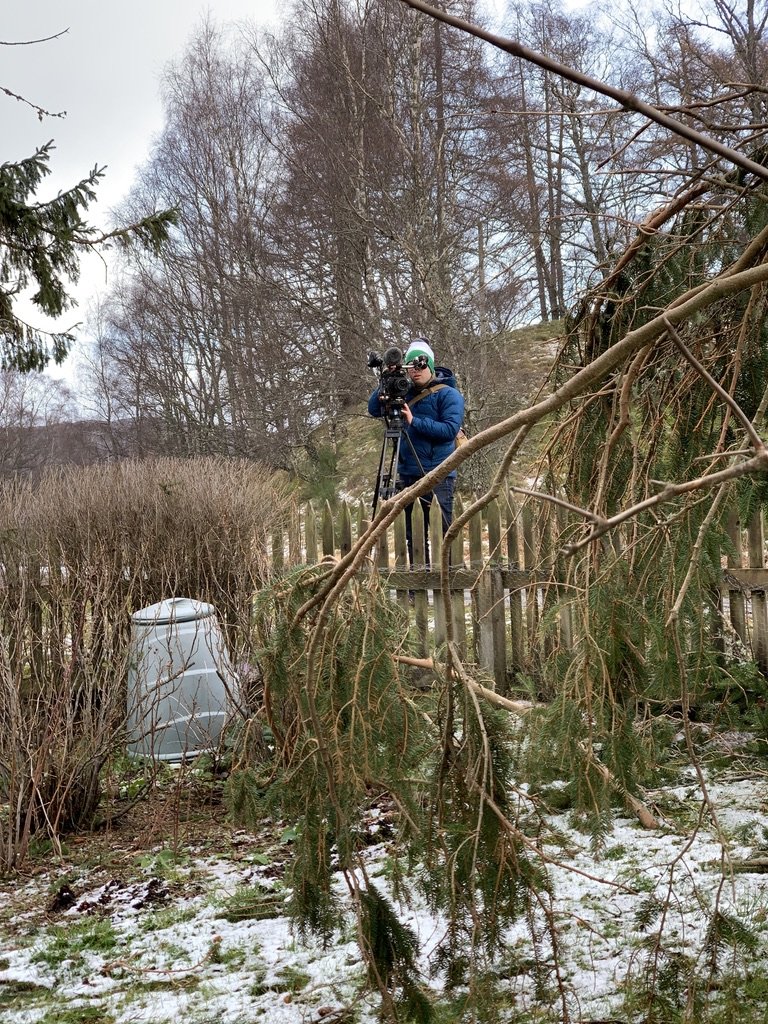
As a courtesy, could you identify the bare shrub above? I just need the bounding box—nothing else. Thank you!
[0,457,292,871]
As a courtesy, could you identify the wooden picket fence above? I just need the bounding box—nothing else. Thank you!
[270,493,571,695]
[270,495,768,691]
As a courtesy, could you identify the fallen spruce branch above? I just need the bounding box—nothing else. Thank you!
[393,653,540,715]
[731,858,768,873]
[402,651,661,830]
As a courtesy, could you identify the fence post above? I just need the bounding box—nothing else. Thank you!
[748,509,768,673]
[707,529,725,661]
[476,568,494,679]
[305,503,318,565]
[469,504,484,669]
[486,499,507,691]
[505,493,525,682]
[340,501,352,559]
[451,495,467,657]
[556,503,573,652]
[322,501,335,559]
[522,504,539,669]
[412,500,428,656]
[726,509,747,644]
[394,511,409,616]
[377,512,390,571]
[356,501,367,542]
[540,509,557,672]
[431,498,446,649]
[288,504,301,567]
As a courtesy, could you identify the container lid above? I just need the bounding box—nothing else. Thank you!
[131,597,215,625]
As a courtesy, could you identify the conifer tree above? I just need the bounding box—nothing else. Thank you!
[0,141,176,372]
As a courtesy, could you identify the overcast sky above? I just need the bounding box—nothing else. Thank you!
[3,1,279,384]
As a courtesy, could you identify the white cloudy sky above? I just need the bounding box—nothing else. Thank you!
[3,1,279,383]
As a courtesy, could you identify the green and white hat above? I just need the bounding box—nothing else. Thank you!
[404,339,435,372]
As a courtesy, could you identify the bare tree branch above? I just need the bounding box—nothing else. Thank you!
[0,85,65,121]
[565,450,768,555]
[0,30,68,46]
[397,0,768,183]
[0,29,70,121]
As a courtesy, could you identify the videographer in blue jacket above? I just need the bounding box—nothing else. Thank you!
[368,338,465,565]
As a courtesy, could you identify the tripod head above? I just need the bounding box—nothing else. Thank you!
[384,400,406,424]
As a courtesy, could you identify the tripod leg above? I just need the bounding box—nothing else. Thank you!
[371,439,388,518]
[372,425,403,517]
[384,436,400,494]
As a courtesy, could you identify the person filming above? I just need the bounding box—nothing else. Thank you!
[368,338,465,565]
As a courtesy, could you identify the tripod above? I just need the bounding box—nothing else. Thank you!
[371,404,408,519]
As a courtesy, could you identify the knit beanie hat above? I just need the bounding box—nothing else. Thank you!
[404,338,435,373]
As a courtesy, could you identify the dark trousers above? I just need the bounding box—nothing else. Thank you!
[399,476,455,567]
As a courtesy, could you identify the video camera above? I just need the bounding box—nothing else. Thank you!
[368,347,410,412]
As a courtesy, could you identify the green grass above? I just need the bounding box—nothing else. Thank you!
[134,846,190,879]
[129,975,201,993]
[38,1007,116,1024]
[603,843,628,861]
[0,977,51,1011]
[247,967,271,997]
[140,904,199,932]
[215,881,286,922]
[207,940,247,967]
[32,917,120,973]
[274,964,311,993]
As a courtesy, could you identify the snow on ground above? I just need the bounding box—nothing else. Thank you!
[3,748,768,1023]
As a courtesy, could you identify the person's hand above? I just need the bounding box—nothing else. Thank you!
[403,402,413,425]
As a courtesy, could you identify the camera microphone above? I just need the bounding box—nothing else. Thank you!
[382,346,403,367]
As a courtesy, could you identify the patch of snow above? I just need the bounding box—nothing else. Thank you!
[3,766,768,1022]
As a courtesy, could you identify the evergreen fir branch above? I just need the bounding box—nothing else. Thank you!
[228,563,567,1013]
[359,884,432,1023]
[0,141,176,370]
[703,908,759,974]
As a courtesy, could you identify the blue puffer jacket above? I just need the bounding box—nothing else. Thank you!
[368,366,465,479]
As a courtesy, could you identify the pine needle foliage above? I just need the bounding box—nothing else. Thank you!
[623,938,699,1024]
[703,910,759,974]
[423,691,546,957]
[0,142,176,371]
[359,884,433,1024]
[232,564,430,930]
[227,566,554,1019]
[528,173,768,809]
